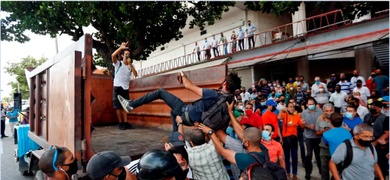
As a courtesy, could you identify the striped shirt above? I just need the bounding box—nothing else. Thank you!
[185,141,230,180]
[338,81,353,94]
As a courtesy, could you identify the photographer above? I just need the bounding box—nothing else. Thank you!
[112,41,138,130]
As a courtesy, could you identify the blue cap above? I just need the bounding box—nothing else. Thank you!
[266,99,277,106]
[382,96,389,102]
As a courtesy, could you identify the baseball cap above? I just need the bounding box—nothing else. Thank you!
[370,100,383,108]
[86,151,131,179]
[163,132,185,147]
[382,96,389,102]
[266,99,277,106]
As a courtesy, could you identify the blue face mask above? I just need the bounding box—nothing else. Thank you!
[315,81,320,85]
[262,131,271,141]
[344,112,353,119]
[308,105,315,110]
[261,102,266,106]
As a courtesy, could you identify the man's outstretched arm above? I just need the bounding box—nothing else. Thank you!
[199,124,237,164]
[180,71,202,97]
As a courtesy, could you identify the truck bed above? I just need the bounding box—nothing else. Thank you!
[91,125,170,159]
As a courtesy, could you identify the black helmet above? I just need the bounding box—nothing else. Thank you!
[137,149,182,180]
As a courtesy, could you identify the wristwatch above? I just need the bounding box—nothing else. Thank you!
[208,130,214,136]
[177,121,183,127]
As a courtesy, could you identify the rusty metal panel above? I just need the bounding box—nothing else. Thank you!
[90,74,115,125]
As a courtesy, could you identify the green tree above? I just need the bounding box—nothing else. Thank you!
[1,2,235,69]
[4,56,47,99]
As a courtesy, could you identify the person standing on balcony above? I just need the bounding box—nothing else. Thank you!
[220,33,228,55]
[246,20,257,49]
[231,30,237,53]
[193,41,201,61]
[237,26,245,51]
[211,35,219,58]
[203,37,211,60]
[111,41,138,130]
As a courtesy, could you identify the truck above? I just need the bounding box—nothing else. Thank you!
[18,34,228,179]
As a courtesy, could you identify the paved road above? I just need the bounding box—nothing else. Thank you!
[1,128,34,180]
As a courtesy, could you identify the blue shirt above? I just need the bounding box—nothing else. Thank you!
[6,110,19,123]
[323,127,353,155]
[338,81,353,94]
[343,116,363,131]
[373,75,389,95]
[237,29,245,39]
[188,89,219,122]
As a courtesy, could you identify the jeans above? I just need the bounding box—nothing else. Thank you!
[298,127,306,164]
[248,35,255,49]
[238,39,244,51]
[283,135,298,175]
[130,88,186,131]
[320,147,331,180]
[305,138,321,175]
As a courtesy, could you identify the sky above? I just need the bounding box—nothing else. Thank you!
[0,12,97,102]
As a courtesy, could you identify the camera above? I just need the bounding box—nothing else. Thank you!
[125,55,133,63]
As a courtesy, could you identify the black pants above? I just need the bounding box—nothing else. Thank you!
[248,36,255,49]
[1,119,5,137]
[320,147,331,180]
[305,138,322,175]
[129,88,187,131]
[298,127,306,164]
[212,47,219,57]
[238,39,244,51]
[334,107,341,114]
[376,145,389,177]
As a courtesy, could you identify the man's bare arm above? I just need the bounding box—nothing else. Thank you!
[112,42,129,64]
[180,71,202,97]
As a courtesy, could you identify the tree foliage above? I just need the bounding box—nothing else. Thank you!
[4,56,47,99]
[1,2,235,68]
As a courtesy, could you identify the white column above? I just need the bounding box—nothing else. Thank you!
[292,2,307,37]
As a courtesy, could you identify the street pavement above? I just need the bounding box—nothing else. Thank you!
[1,121,34,180]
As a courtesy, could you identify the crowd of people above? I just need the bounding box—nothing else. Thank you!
[193,20,257,61]
[35,42,389,180]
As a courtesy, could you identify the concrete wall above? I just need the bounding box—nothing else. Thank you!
[234,67,253,89]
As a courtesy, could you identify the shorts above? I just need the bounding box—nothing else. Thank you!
[113,86,129,109]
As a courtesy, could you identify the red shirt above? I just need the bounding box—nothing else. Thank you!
[262,110,279,138]
[240,113,263,129]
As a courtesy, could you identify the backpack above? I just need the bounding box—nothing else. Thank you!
[336,139,375,175]
[201,91,232,131]
[248,152,287,180]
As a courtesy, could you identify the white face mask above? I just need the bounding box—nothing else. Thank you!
[238,105,244,110]
[319,88,324,92]
[290,87,293,90]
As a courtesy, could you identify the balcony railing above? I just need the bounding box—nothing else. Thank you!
[138,9,386,77]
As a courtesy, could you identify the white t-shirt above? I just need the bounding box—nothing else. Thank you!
[240,92,251,103]
[113,61,132,89]
[357,105,369,119]
[211,39,218,48]
[353,87,371,104]
[329,91,348,107]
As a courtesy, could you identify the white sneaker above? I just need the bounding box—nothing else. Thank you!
[118,95,134,113]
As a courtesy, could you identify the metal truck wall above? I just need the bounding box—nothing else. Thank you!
[128,65,227,130]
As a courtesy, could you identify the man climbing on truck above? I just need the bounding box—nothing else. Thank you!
[112,41,138,130]
[118,71,241,131]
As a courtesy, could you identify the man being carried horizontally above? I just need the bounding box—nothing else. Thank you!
[118,71,241,131]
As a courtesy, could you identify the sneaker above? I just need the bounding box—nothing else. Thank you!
[118,95,134,113]
[293,175,299,180]
[124,123,134,129]
[118,123,126,130]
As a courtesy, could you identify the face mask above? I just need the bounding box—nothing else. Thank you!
[315,81,320,85]
[289,80,293,83]
[273,84,276,86]
[63,159,79,175]
[112,167,127,180]
[261,102,266,106]
[331,77,336,81]
[369,108,377,114]
[356,84,362,88]
[344,112,353,119]
[279,99,285,103]
[308,105,315,111]
[340,78,345,81]
[282,83,286,86]
[371,74,376,78]
[242,142,247,150]
[268,83,272,87]
[336,89,341,93]
[262,131,271,141]
[290,87,293,90]
[238,105,244,110]
[319,88,324,92]
[325,113,332,119]
[245,109,253,116]
[358,139,372,147]
[354,74,358,77]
